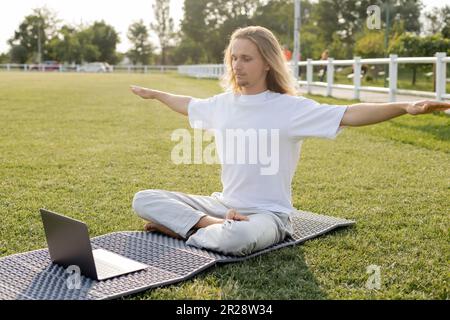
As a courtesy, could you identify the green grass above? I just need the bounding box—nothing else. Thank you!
[0,72,449,299]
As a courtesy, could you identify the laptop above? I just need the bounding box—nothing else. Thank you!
[40,208,148,281]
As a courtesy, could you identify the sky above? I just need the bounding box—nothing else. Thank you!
[0,0,185,54]
[0,0,448,55]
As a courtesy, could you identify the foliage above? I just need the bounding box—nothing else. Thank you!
[127,20,155,65]
[151,0,175,65]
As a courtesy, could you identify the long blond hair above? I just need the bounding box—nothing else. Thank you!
[220,26,298,96]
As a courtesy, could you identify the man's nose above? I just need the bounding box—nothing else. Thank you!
[233,60,243,70]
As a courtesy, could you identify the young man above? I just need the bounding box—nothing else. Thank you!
[130,26,450,256]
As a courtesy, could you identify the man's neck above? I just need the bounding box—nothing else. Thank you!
[240,86,268,95]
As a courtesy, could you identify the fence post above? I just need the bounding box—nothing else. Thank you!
[389,54,398,102]
[24,64,28,71]
[7,64,10,71]
[144,66,148,73]
[326,58,334,97]
[353,56,361,100]
[306,59,313,94]
[435,52,446,101]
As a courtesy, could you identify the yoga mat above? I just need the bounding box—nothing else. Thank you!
[0,210,354,300]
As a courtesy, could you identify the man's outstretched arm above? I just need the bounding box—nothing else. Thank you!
[340,100,450,127]
[130,85,191,116]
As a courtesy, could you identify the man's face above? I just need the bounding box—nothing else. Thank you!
[231,38,270,90]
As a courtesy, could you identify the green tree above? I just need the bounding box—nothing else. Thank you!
[8,7,60,62]
[151,0,174,65]
[312,0,422,59]
[0,53,9,63]
[87,21,120,64]
[354,19,405,59]
[9,45,28,63]
[127,20,154,65]
[354,30,385,58]
[389,33,450,85]
[253,0,315,57]
[76,27,101,63]
[177,0,211,64]
[442,7,450,38]
[171,37,208,64]
[47,25,82,63]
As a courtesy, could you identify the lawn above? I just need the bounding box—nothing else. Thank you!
[0,72,448,299]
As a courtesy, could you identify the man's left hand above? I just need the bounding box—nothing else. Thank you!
[405,100,450,115]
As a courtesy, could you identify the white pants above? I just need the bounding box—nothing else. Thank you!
[132,189,293,256]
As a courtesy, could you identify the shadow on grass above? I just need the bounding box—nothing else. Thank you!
[123,228,347,300]
[124,245,328,300]
[217,247,328,300]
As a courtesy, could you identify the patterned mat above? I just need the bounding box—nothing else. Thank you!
[0,210,354,300]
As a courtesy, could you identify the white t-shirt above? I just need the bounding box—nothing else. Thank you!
[187,90,348,214]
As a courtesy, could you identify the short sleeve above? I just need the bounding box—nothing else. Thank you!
[188,95,218,130]
[290,99,348,140]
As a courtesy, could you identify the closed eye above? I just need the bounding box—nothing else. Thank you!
[232,56,251,62]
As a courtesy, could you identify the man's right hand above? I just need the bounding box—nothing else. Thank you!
[130,85,191,116]
[130,85,157,99]
[226,209,249,221]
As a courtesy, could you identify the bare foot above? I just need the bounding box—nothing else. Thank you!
[226,209,249,221]
[144,221,183,239]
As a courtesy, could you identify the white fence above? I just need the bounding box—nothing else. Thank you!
[2,54,449,102]
[0,63,178,73]
[178,64,225,79]
[177,52,449,102]
[298,52,449,102]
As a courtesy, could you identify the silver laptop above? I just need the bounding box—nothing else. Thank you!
[40,208,148,281]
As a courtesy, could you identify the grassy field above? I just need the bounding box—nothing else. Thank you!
[0,72,448,300]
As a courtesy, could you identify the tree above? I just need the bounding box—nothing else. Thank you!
[40,21,119,64]
[424,5,450,36]
[127,20,154,65]
[442,6,450,38]
[172,36,208,64]
[389,33,450,86]
[354,19,405,59]
[354,30,385,58]
[177,0,262,64]
[88,21,120,64]
[47,25,82,64]
[177,0,211,64]
[151,0,174,65]
[253,0,312,54]
[0,53,9,64]
[208,0,260,62]
[9,45,28,63]
[180,0,209,43]
[8,7,60,63]
[312,0,422,59]
[76,26,101,63]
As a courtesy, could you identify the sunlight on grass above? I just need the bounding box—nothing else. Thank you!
[0,72,448,299]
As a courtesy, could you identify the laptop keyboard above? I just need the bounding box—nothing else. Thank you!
[95,259,126,276]
[93,249,147,279]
